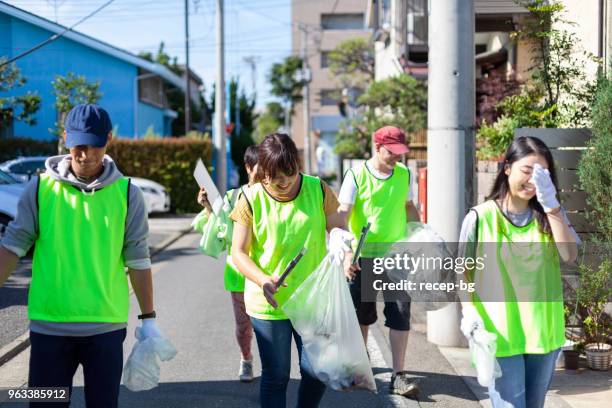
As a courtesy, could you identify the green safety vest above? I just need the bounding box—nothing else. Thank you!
[244,174,326,320]
[29,173,130,323]
[348,162,409,256]
[470,200,565,357]
[224,187,246,292]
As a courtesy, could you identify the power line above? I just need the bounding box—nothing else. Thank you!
[0,0,117,68]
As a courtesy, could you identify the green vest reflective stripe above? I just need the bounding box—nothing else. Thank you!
[471,200,565,357]
[348,162,409,257]
[224,187,246,292]
[29,173,130,323]
[244,174,326,320]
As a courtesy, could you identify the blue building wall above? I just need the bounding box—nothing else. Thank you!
[0,13,170,140]
[137,102,164,137]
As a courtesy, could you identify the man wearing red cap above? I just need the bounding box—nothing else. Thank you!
[338,125,420,397]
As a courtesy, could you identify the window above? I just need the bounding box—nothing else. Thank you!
[319,89,339,106]
[138,75,167,108]
[407,0,428,45]
[321,51,331,68]
[321,13,364,30]
[0,170,17,185]
[22,160,46,174]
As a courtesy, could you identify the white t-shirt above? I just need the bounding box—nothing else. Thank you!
[338,160,413,205]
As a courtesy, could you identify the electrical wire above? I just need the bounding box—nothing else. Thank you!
[0,0,117,68]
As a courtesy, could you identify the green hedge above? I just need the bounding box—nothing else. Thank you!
[0,137,57,162]
[106,139,212,213]
[0,137,212,213]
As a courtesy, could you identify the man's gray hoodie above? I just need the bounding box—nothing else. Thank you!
[1,154,150,336]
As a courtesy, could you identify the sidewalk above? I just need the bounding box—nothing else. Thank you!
[0,214,194,365]
[407,303,612,408]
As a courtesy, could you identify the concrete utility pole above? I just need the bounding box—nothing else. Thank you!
[184,0,191,135]
[300,24,313,174]
[426,0,475,347]
[243,55,260,98]
[215,0,227,193]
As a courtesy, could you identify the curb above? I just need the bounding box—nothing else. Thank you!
[0,228,192,368]
[0,332,30,367]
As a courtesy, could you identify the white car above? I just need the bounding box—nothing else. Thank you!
[0,170,26,240]
[0,156,47,182]
[131,177,171,214]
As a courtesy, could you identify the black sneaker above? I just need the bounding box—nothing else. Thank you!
[389,371,419,397]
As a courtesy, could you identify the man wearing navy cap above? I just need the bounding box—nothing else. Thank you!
[0,104,160,407]
[337,125,421,398]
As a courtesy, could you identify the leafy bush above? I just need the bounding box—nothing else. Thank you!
[0,137,57,162]
[476,116,519,160]
[106,138,212,213]
[578,70,612,242]
[576,260,612,348]
[335,74,427,158]
[477,0,599,160]
[476,88,559,159]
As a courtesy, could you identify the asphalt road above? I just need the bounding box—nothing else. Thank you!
[0,229,481,407]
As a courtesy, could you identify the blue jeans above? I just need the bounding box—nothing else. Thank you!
[250,317,326,408]
[28,329,126,408]
[488,349,560,408]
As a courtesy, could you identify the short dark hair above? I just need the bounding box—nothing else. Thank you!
[257,133,299,180]
[244,145,258,169]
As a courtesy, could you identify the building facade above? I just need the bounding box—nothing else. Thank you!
[0,2,191,141]
[291,0,371,182]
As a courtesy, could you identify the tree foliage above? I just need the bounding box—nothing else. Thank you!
[578,70,612,242]
[477,0,600,159]
[255,102,284,143]
[335,74,427,158]
[328,38,375,89]
[514,0,599,127]
[268,56,305,117]
[208,78,257,185]
[0,58,41,133]
[52,72,101,133]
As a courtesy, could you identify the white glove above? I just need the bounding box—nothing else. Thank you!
[460,304,484,339]
[532,163,560,213]
[139,318,162,339]
[328,228,354,265]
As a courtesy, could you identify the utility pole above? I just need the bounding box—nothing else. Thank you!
[426,0,475,347]
[184,0,191,135]
[215,0,227,193]
[243,55,260,98]
[300,24,312,174]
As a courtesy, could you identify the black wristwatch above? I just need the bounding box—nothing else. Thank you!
[138,311,156,320]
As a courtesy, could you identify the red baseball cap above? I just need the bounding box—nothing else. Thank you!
[373,126,409,155]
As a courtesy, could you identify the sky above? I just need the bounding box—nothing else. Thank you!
[5,0,296,108]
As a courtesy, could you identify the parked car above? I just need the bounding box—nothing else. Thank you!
[131,178,171,214]
[0,156,47,182]
[0,156,170,214]
[0,169,26,240]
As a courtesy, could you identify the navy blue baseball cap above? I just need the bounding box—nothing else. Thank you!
[64,104,112,148]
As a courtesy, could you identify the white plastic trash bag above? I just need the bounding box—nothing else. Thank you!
[122,327,178,392]
[469,328,501,387]
[385,222,456,308]
[282,254,377,393]
[194,211,226,259]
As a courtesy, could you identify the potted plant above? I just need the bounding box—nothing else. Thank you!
[576,260,611,371]
[561,304,583,370]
